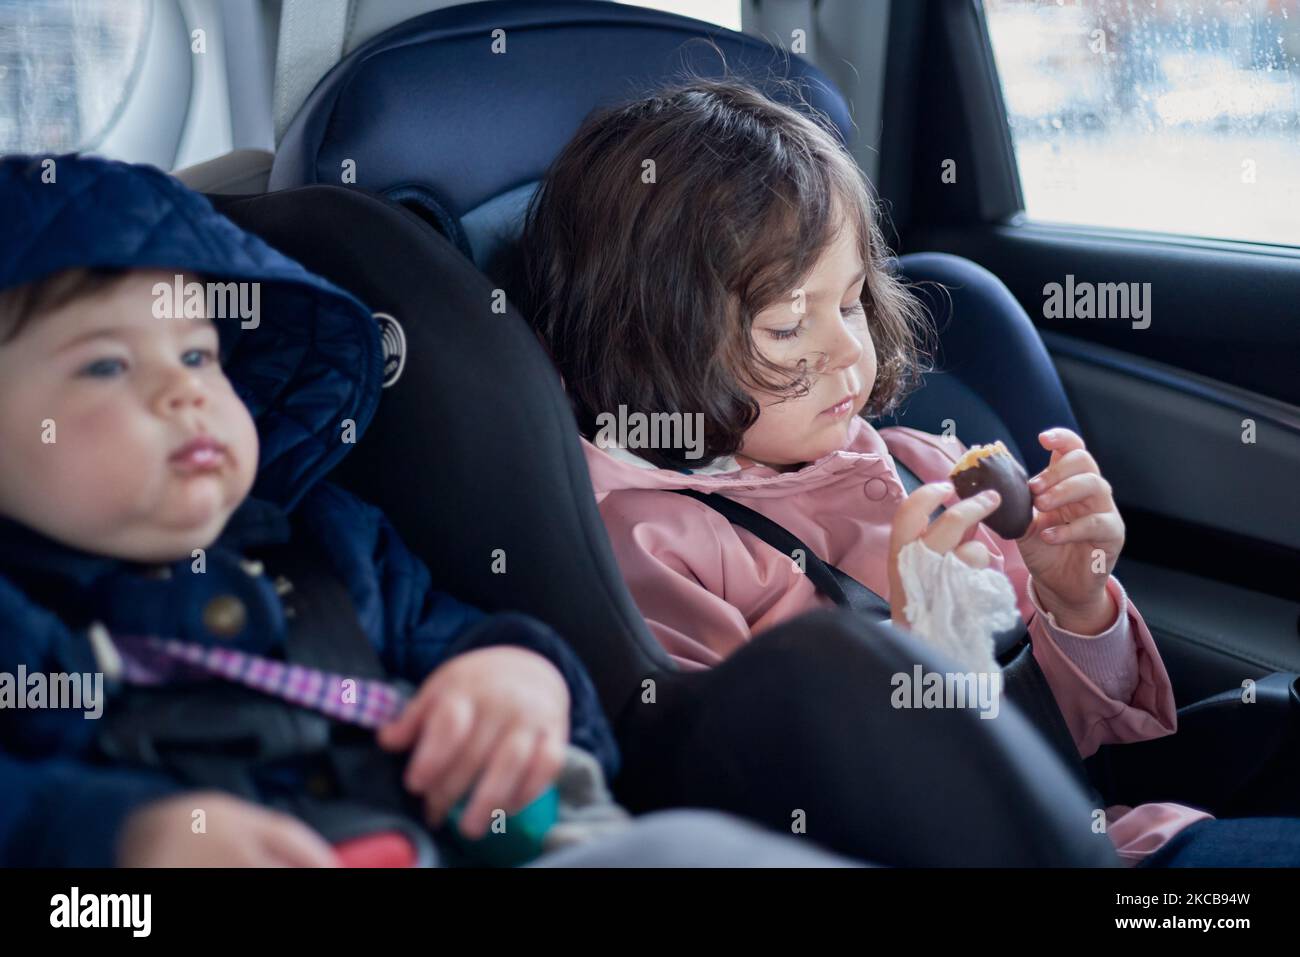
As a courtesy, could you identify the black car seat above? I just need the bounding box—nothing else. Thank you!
[213,183,1118,866]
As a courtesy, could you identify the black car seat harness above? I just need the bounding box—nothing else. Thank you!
[674,458,1101,800]
[94,540,438,865]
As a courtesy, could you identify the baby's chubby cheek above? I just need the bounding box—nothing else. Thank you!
[220,396,261,504]
[9,404,167,533]
[0,388,259,559]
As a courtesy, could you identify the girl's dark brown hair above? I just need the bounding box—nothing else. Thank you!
[521,74,934,469]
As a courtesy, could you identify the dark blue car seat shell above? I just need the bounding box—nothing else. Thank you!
[269,0,1078,472]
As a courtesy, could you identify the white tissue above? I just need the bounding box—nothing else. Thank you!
[895,539,1021,674]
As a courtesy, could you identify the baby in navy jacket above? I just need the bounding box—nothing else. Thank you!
[0,155,849,869]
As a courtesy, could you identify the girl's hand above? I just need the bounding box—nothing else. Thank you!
[376,647,569,840]
[1017,428,1126,634]
[118,792,339,867]
[887,481,1004,627]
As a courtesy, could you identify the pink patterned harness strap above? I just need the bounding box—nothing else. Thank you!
[107,632,410,730]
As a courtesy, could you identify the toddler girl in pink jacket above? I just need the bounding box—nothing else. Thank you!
[519,77,1300,866]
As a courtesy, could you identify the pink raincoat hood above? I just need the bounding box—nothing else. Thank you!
[584,414,909,501]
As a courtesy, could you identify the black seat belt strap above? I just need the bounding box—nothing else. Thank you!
[671,454,1100,798]
[674,489,891,620]
[675,459,966,639]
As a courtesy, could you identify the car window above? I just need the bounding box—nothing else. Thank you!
[983,0,1300,246]
[613,0,743,31]
[0,0,150,154]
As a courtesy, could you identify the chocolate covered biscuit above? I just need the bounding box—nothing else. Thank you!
[948,440,1034,539]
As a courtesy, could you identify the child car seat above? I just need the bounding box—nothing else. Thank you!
[245,1,1299,856]
[213,184,1121,866]
[268,0,1078,473]
[247,1,1136,866]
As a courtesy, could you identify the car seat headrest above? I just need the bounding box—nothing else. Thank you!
[269,0,854,285]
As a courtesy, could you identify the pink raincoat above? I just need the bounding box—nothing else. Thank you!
[583,415,1213,864]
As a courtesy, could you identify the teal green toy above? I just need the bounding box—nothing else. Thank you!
[443,786,560,867]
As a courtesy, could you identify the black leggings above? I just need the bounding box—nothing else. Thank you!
[616,609,1120,867]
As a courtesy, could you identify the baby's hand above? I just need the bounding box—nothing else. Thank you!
[117,791,339,867]
[376,647,569,839]
[1019,427,1126,633]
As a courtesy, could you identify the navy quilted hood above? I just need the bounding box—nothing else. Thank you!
[0,154,381,510]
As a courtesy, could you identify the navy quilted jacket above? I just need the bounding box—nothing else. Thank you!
[0,155,617,866]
